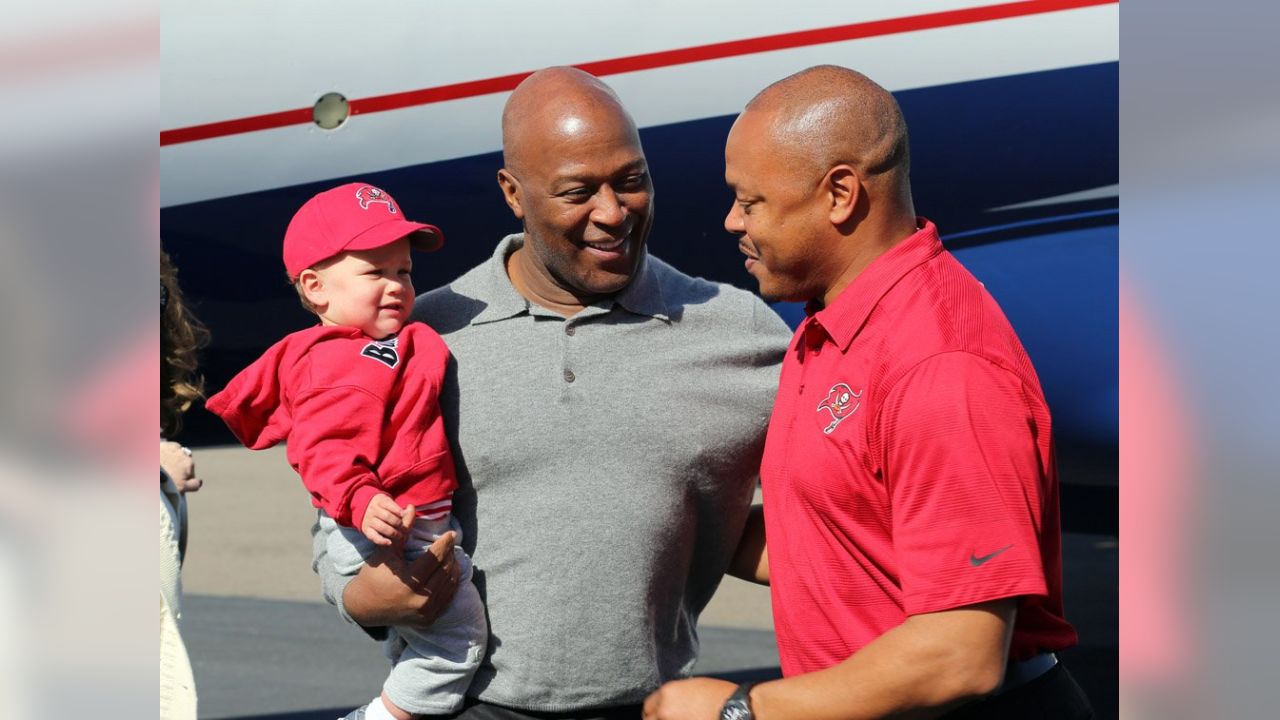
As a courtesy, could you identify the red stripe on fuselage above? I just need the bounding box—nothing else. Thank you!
[160,0,1116,146]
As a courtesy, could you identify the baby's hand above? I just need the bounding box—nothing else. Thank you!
[361,494,408,547]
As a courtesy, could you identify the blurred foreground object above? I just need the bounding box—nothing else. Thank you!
[1118,284,1197,718]
[1,1,159,718]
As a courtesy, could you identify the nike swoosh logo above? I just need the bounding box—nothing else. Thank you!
[969,545,1014,567]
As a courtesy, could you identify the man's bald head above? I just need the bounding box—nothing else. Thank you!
[744,65,910,196]
[724,66,918,305]
[495,67,654,310]
[502,67,640,176]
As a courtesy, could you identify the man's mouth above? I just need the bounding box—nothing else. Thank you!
[738,241,762,272]
[583,235,628,255]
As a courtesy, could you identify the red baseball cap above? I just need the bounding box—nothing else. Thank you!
[283,182,444,280]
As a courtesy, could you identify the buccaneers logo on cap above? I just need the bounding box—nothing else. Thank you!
[816,382,861,435]
[354,185,398,213]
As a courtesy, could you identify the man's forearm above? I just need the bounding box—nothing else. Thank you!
[727,504,769,585]
[311,505,459,631]
[311,514,387,636]
[340,568,396,628]
[750,600,1015,720]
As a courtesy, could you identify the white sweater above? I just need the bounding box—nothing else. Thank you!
[160,472,196,720]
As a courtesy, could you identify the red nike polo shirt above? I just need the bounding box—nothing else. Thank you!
[761,220,1077,677]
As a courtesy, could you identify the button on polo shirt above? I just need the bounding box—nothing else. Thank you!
[761,220,1077,677]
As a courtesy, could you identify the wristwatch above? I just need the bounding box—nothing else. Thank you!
[719,682,756,720]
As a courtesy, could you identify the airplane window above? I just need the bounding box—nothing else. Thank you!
[313,92,349,130]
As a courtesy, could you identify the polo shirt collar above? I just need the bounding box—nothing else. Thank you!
[470,234,532,325]
[613,252,670,321]
[807,219,943,352]
[470,234,669,324]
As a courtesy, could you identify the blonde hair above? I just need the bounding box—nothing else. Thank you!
[161,249,210,437]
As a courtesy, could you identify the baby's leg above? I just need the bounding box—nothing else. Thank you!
[379,692,413,720]
[319,511,373,577]
[345,692,413,720]
[366,513,485,715]
[381,575,487,715]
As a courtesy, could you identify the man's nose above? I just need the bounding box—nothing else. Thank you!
[724,201,744,234]
[591,186,627,227]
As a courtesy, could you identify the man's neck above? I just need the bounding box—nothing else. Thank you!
[818,213,920,308]
[505,243,600,318]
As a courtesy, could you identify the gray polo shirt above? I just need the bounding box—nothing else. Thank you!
[313,234,791,711]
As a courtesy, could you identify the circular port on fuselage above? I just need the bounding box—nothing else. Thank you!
[313,92,349,130]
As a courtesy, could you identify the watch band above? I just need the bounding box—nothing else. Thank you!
[719,681,757,720]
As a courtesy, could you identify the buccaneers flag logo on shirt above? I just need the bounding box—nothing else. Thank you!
[816,382,861,435]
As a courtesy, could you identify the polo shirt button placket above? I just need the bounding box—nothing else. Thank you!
[800,321,829,396]
[562,322,577,385]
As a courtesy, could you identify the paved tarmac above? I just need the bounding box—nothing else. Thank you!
[181,445,1116,719]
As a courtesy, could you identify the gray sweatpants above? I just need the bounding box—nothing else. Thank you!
[319,511,487,715]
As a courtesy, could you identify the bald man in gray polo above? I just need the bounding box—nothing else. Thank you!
[315,234,787,714]
[312,67,791,720]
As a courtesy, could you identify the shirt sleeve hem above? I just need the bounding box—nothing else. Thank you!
[904,579,1048,617]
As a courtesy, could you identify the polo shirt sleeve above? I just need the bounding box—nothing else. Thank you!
[876,351,1050,617]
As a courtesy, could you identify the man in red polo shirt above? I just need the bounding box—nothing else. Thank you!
[644,66,1093,720]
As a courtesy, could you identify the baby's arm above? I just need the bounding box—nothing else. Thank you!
[291,341,412,536]
[362,493,413,547]
[291,383,392,530]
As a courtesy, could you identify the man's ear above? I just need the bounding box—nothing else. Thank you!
[298,269,327,311]
[826,165,860,226]
[497,169,525,220]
